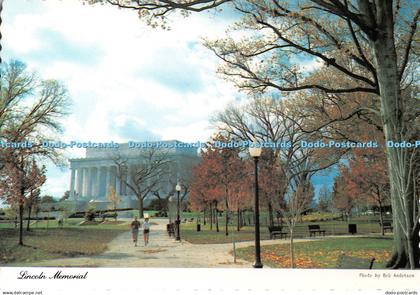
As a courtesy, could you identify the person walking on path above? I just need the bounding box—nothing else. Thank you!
[130,216,141,247]
[143,215,151,246]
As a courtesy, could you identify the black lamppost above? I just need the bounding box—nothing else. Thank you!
[249,140,263,268]
[168,196,174,224]
[175,183,181,241]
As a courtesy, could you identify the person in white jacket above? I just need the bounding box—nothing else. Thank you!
[143,215,151,246]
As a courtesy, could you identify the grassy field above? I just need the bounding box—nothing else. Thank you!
[0,221,128,265]
[0,212,394,267]
[180,216,391,244]
[235,237,393,269]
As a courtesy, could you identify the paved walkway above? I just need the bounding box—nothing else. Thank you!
[18,219,316,268]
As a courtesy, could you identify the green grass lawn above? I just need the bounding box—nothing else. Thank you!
[0,222,128,265]
[180,217,390,244]
[180,224,262,244]
[235,237,393,269]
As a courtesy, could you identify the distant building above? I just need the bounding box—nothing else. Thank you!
[68,140,199,208]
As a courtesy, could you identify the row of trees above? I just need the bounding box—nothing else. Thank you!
[0,61,70,245]
[187,93,404,267]
[189,97,335,268]
[332,148,391,234]
[84,0,419,268]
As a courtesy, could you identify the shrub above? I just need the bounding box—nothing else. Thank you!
[85,209,96,221]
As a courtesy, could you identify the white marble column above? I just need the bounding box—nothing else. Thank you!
[95,167,101,198]
[99,166,106,198]
[105,166,111,196]
[115,166,121,196]
[87,167,94,197]
[69,168,76,199]
[76,168,83,197]
[82,167,89,197]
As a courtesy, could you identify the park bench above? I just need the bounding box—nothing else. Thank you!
[308,224,326,237]
[380,221,393,233]
[268,225,288,239]
[336,254,375,269]
[182,218,187,223]
[189,218,194,222]
[166,223,175,237]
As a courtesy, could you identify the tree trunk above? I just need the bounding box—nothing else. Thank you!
[368,3,417,268]
[203,207,206,225]
[18,204,24,246]
[210,202,213,230]
[289,228,295,268]
[215,201,219,232]
[378,196,385,236]
[268,201,274,227]
[225,196,229,236]
[26,205,32,231]
[138,197,144,218]
[237,207,240,231]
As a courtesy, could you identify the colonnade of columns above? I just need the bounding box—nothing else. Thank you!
[69,166,132,199]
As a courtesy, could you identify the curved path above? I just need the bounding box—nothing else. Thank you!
[17,219,315,268]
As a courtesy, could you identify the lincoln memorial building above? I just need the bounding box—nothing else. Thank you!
[68,140,199,207]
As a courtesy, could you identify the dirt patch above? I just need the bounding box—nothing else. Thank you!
[79,221,101,226]
[218,261,247,265]
[143,249,167,254]
[100,221,126,225]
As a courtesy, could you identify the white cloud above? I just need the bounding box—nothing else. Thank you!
[3,0,239,197]
[300,58,323,73]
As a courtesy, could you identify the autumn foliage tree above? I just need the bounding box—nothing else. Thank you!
[338,148,391,234]
[332,172,357,222]
[189,134,251,234]
[0,60,69,245]
[258,149,286,227]
[25,161,46,231]
[0,155,46,244]
[189,152,224,232]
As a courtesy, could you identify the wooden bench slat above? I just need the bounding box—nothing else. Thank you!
[336,254,375,269]
[308,224,326,237]
[380,222,393,232]
[268,226,288,239]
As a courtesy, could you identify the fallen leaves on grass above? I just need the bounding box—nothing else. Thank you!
[262,251,317,268]
[235,238,393,269]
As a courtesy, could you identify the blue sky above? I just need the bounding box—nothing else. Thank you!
[2,0,242,197]
[2,0,332,199]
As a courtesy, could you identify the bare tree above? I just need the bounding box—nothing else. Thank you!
[282,173,314,268]
[0,60,69,245]
[113,148,171,218]
[152,156,197,213]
